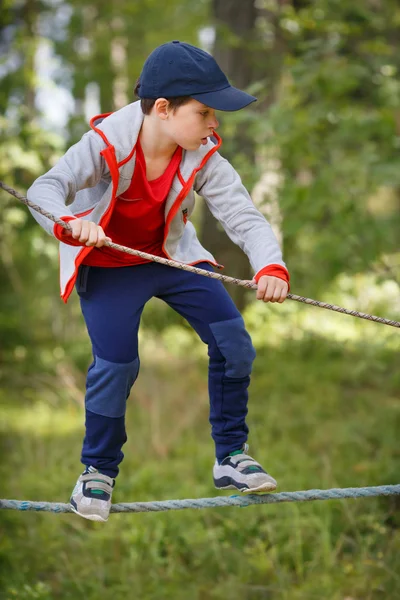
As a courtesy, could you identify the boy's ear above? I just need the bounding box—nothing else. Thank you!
[154,98,169,120]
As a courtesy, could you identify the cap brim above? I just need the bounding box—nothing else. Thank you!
[190,85,257,112]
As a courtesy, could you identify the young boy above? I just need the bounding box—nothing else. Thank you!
[28,41,289,522]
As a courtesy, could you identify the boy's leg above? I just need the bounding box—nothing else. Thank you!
[157,263,255,462]
[76,264,155,478]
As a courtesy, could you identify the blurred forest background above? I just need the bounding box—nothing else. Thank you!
[0,0,399,599]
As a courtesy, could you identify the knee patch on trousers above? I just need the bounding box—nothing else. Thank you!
[85,355,139,418]
[210,317,256,378]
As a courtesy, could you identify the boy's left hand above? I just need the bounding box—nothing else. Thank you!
[254,276,288,303]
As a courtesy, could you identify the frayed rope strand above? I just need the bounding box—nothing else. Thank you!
[1,181,399,329]
[1,485,399,514]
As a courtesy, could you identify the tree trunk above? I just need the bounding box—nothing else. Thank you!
[21,0,39,124]
[201,0,287,310]
[200,0,260,311]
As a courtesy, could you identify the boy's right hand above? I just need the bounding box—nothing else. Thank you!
[68,219,111,247]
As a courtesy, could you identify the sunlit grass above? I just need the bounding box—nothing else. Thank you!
[0,402,82,437]
[248,271,400,349]
[143,271,400,367]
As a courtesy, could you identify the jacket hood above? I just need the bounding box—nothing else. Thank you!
[90,101,220,180]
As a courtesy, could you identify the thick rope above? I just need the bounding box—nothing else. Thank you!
[1,181,399,329]
[0,485,399,514]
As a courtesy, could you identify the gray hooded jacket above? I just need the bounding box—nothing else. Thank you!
[27,101,287,301]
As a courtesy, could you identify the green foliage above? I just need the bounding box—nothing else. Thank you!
[257,0,400,294]
[0,0,210,355]
[51,0,209,142]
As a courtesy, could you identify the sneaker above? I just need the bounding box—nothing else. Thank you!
[70,466,115,522]
[213,444,277,494]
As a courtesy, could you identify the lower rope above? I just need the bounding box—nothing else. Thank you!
[1,485,399,514]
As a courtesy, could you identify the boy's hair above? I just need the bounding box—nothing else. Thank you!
[134,78,192,115]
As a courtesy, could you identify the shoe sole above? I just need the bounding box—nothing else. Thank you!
[70,504,109,522]
[215,481,277,494]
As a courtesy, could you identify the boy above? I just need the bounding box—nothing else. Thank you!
[28,41,289,522]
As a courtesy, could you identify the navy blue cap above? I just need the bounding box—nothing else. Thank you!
[138,41,257,112]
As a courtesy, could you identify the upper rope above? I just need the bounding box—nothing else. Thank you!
[1,180,399,329]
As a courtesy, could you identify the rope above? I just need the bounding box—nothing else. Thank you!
[1,181,399,512]
[1,485,399,514]
[1,180,399,328]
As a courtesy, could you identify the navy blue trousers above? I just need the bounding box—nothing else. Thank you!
[76,262,256,478]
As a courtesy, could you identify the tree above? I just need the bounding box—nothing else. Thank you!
[263,0,400,294]
[201,0,288,310]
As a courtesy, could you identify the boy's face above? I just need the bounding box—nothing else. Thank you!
[159,99,220,151]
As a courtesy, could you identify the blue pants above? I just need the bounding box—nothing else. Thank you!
[76,262,256,478]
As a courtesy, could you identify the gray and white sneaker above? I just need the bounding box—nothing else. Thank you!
[70,466,115,522]
[213,444,277,494]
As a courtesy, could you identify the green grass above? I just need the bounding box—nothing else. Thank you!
[0,303,399,599]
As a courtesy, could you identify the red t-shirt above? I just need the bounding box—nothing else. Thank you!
[82,138,182,267]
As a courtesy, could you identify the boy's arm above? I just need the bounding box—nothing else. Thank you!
[27,131,107,239]
[195,155,289,285]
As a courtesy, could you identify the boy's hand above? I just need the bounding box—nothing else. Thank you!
[69,219,111,247]
[254,275,288,303]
